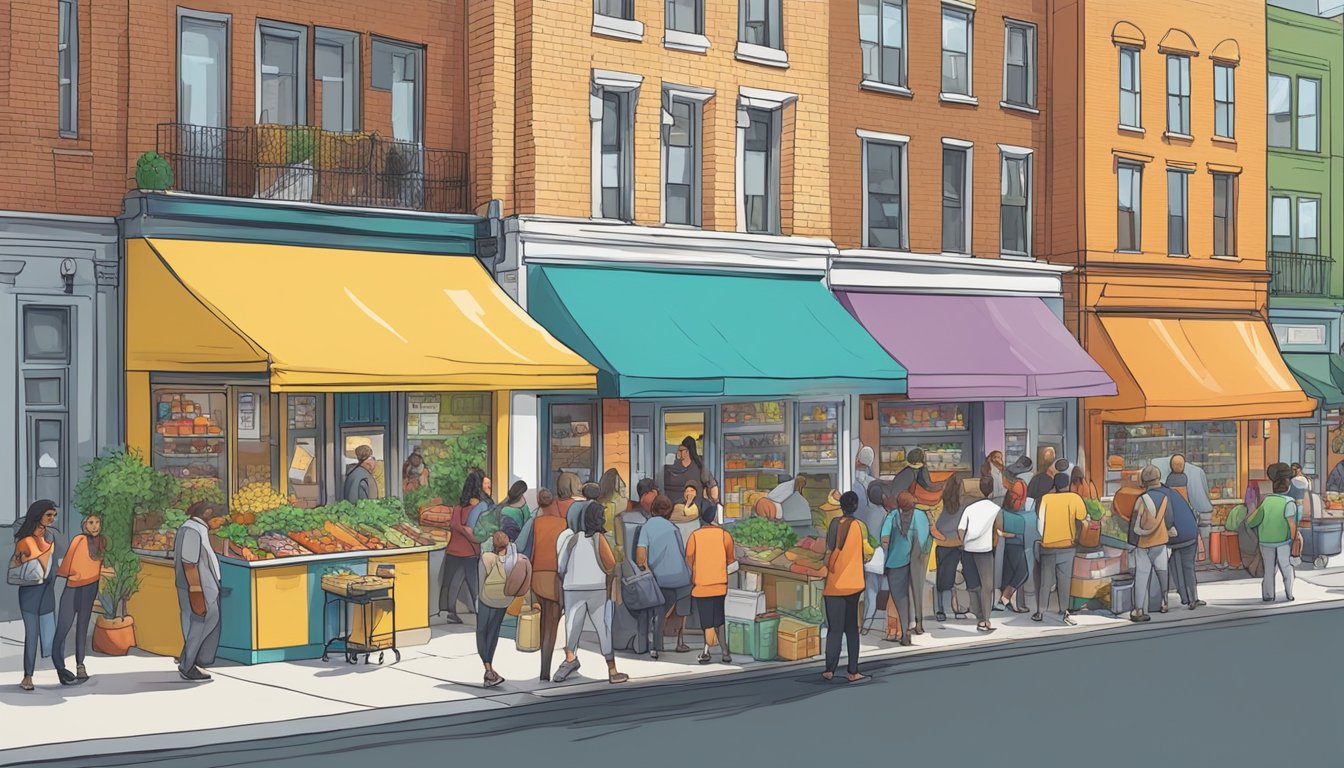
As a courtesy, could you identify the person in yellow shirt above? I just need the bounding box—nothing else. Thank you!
[1033,473,1087,625]
[685,500,736,665]
[822,492,868,682]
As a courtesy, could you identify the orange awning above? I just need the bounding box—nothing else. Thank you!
[1086,314,1316,421]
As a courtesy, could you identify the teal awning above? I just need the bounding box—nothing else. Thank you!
[527,265,908,398]
[1284,353,1344,408]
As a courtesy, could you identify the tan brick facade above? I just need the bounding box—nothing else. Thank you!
[601,399,632,484]
[0,0,469,217]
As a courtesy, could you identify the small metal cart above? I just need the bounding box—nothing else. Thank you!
[1301,520,1344,569]
[321,572,402,665]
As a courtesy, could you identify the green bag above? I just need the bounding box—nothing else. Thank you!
[1224,504,1248,532]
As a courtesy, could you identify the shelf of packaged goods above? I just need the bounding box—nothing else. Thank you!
[879,428,970,438]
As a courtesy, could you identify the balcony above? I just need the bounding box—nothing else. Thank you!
[154,123,469,214]
[1269,251,1334,298]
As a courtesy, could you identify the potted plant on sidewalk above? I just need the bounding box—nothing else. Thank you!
[73,447,177,655]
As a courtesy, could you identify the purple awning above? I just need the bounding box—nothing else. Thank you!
[835,292,1116,400]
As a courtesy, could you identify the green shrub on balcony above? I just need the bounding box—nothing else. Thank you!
[135,151,173,191]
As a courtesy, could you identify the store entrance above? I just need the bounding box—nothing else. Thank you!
[661,407,713,499]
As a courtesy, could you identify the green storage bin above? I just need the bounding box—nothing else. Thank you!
[753,616,780,661]
[727,618,756,657]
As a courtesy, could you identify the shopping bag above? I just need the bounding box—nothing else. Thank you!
[515,598,541,653]
[619,560,663,612]
[1078,520,1101,549]
[1196,533,1207,562]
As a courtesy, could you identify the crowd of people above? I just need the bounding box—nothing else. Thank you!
[7,443,1310,691]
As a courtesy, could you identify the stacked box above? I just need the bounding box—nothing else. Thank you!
[777,617,821,661]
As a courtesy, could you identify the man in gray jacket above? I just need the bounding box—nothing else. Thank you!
[175,501,224,681]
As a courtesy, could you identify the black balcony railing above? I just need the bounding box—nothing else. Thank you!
[155,123,469,214]
[1269,251,1334,297]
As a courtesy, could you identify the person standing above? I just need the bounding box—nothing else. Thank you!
[568,482,602,532]
[554,503,628,684]
[1027,456,1069,515]
[879,488,928,645]
[596,468,629,541]
[342,445,378,502]
[891,448,942,501]
[998,456,1035,612]
[635,494,693,659]
[1130,466,1174,622]
[959,476,1002,632]
[821,491,868,682]
[853,446,884,634]
[930,474,972,622]
[477,531,532,688]
[10,500,63,691]
[463,470,494,528]
[664,436,719,503]
[53,514,111,685]
[981,451,1009,505]
[685,499,736,665]
[175,501,223,682]
[517,489,568,682]
[1163,471,1204,611]
[1248,464,1298,603]
[496,481,531,530]
[402,451,430,494]
[554,472,584,526]
[1034,473,1086,625]
[442,476,485,624]
[997,483,1031,612]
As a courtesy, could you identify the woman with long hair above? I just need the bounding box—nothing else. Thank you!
[53,513,111,685]
[10,500,63,691]
[554,502,629,684]
[461,469,493,528]
[997,483,1032,612]
[555,472,584,530]
[665,437,719,502]
[930,473,973,622]
[442,471,488,623]
[879,489,928,645]
[981,451,1008,505]
[596,468,628,545]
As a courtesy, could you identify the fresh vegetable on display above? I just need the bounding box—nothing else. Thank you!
[731,517,798,550]
[231,482,289,516]
[257,532,311,557]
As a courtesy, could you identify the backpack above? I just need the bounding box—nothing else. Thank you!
[480,555,513,609]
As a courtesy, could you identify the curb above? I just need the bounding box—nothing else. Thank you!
[5,595,1343,766]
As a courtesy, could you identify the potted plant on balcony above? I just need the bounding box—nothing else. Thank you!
[73,447,178,656]
[135,151,174,191]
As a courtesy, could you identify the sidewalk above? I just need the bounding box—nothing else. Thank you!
[3,570,1343,764]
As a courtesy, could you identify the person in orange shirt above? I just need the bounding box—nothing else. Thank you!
[10,499,61,692]
[822,491,868,682]
[685,499,736,665]
[53,514,114,685]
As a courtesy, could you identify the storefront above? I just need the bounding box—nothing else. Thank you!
[525,262,906,529]
[119,194,596,663]
[1273,311,1344,519]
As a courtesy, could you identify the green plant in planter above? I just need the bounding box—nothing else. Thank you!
[73,447,178,620]
[286,128,317,165]
[135,151,174,191]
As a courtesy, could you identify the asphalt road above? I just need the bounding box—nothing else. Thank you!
[10,606,1342,768]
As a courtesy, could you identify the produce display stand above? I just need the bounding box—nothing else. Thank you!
[128,544,439,664]
[737,561,825,614]
[322,574,402,665]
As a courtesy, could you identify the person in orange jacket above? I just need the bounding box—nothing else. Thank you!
[53,514,114,685]
[822,491,868,681]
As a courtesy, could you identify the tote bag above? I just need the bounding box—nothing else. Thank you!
[618,527,664,612]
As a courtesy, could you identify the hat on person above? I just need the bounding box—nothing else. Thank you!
[857,446,875,468]
[697,498,719,525]
[1007,456,1034,476]
[1139,465,1163,488]
[1053,458,1071,474]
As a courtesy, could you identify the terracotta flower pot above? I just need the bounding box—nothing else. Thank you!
[92,615,136,656]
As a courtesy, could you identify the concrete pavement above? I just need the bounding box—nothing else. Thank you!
[3,568,1343,766]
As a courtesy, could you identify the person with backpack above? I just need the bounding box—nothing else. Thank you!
[477,531,532,688]
[516,488,568,682]
[878,486,928,645]
[636,494,693,659]
[1129,466,1175,622]
[822,491,870,681]
[685,499,736,665]
[1248,463,1299,603]
[1163,471,1205,611]
[554,502,628,684]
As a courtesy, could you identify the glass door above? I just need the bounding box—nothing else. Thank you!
[286,394,325,508]
[798,401,842,524]
[661,407,714,500]
[339,426,387,500]
[233,386,275,494]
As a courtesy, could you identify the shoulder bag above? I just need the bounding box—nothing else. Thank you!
[7,546,46,587]
[619,526,664,612]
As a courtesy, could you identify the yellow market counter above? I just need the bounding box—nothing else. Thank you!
[128,545,439,664]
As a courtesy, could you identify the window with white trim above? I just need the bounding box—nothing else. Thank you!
[1271,195,1292,252]
[1003,20,1035,108]
[942,145,970,253]
[860,0,905,88]
[663,93,702,226]
[741,106,780,234]
[1299,198,1320,255]
[1213,63,1234,138]
[1000,151,1031,256]
[941,6,972,96]
[597,89,634,221]
[740,0,782,49]
[257,21,306,125]
[1119,47,1141,129]
[1167,169,1189,255]
[58,0,77,136]
[1299,77,1320,152]
[315,28,359,132]
[1268,73,1292,148]
[1117,162,1142,252]
[666,0,703,34]
[862,138,906,249]
[596,0,633,20]
[1166,55,1190,135]
[1212,172,1236,257]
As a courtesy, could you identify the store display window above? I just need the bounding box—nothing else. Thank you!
[151,385,228,504]
[1103,421,1238,499]
[340,427,386,499]
[403,392,491,495]
[798,401,842,525]
[876,402,972,477]
[549,402,597,484]
[720,401,790,519]
[286,394,325,509]
[234,387,275,495]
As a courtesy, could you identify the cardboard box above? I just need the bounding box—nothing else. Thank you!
[777,616,821,642]
[777,633,821,661]
[1070,576,1110,600]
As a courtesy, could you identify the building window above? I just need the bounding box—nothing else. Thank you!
[1117,163,1142,252]
[663,95,702,226]
[596,0,634,19]
[1299,198,1320,255]
[860,0,905,88]
[599,90,634,221]
[862,139,907,249]
[666,0,703,34]
[1167,169,1189,255]
[315,28,359,133]
[1212,172,1236,257]
[1271,196,1293,252]
[942,145,970,253]
[23,306,72,364]
[178,13,229,127]
[1000,151,1031,257]
[1213,63,1234,139]
[1119,47,1141,129]
[740,0,782,49]
[1268,74,1292,148]
[1298,77,1320,152]
[257,21,306,125]
[1166,55,1190,135]
[58,0,77,136]
[941,6,972,96]
[372,38,424,144]
[1002,20,1035,108]
[742,107,779,234]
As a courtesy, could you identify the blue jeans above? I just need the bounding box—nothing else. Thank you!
[20,609,56,677]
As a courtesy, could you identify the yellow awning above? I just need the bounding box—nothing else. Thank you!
[1087,314,1316,421]
[125,238,596,392]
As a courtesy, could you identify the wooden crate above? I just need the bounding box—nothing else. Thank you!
[778,633,821,661]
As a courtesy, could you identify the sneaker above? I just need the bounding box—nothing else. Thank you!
[608,672,630,684]
[1062,613,1078,626]
[444,614,464,625]
[483,670,504,688]
[1031,613,1044,622]
[552,658,580,683]
[1129,613,1151,623]
[75,664,88,681]
[697,652,711,665]
[722,655,733,664]
[179,666,212,682]
[57,668,78,686]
